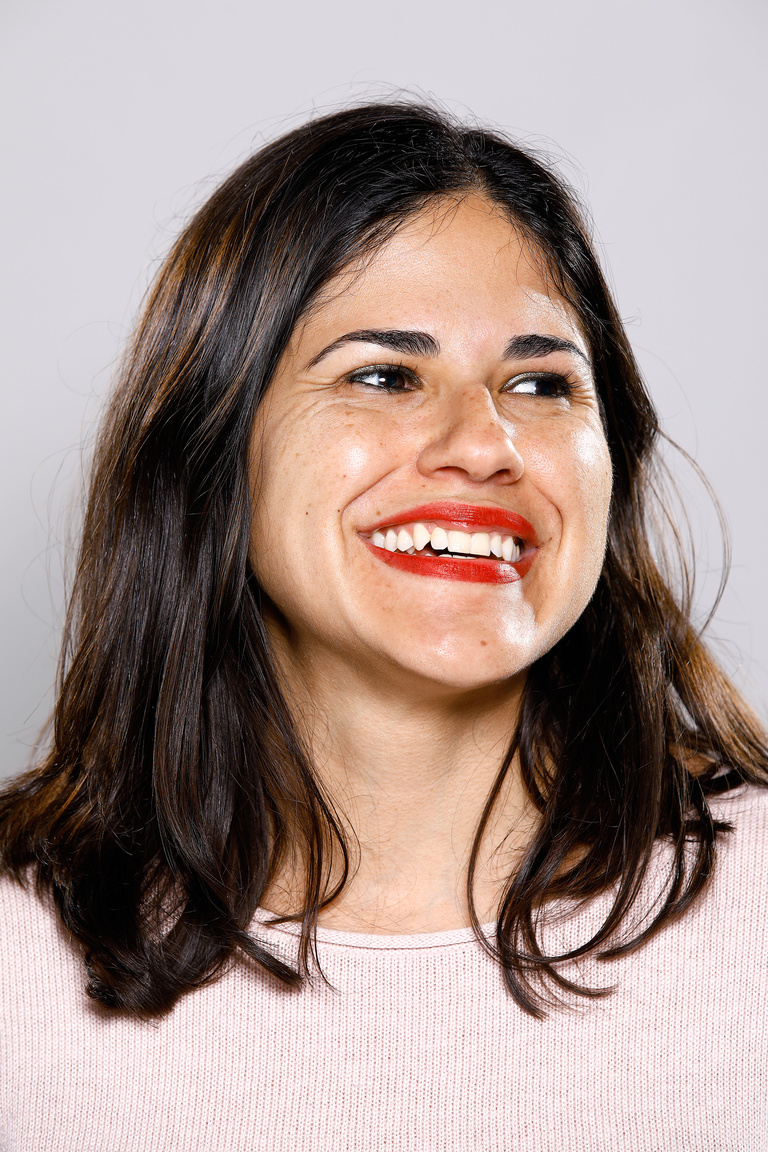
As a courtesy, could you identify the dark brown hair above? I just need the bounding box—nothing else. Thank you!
[2,102,766,1018]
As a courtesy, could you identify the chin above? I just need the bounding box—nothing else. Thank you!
[378,639,537,696]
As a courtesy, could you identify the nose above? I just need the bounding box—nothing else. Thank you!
[416,383,524,485]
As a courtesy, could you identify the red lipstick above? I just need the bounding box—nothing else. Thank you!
[363,501,537,544]
[360,501,537,584]
[363,544,533,583]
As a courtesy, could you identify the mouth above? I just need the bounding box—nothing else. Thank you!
[359,501,537,584]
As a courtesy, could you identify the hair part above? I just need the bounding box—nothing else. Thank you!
[1,100,766,1018]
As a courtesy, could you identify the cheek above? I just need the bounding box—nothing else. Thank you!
[250,409,403,575]
[330,436,383,486]
[523,424,612,649]
[570,427,613,533]
[526,421,612,532]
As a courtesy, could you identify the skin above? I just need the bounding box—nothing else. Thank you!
[249,194,613,933]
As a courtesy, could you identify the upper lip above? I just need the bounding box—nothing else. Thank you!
[360,501,538,546]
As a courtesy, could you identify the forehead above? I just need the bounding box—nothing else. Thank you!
[294,194,584,356]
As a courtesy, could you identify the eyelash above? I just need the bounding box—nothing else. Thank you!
[345,363,576,398]
[500,371,576,399]
[345,363,419,393]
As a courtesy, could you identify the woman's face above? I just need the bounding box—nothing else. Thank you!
[249,195,612,696]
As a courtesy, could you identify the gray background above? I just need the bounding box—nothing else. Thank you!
[2,0,766,781]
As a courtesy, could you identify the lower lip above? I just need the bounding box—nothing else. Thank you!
[362,539,534,583]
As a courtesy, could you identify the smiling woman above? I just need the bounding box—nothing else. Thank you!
[1,103,767,1151]
[251,200,611,690]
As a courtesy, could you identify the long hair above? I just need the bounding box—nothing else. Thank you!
[2,102,766,1018]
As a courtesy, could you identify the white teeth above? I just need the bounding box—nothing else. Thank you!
[413,523,431,551]
[370,521,525,562]
[470,532,491,557]
[447,530,472,554]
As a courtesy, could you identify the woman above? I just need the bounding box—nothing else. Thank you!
[1,102,766,1150]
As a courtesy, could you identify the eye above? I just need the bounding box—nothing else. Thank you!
[504,371,572,398]
[346,364,418,393]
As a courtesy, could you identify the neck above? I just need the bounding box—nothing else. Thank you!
[263,642,536,934]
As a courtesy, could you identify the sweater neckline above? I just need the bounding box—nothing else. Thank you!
[251,908,498,950]
[250,787,757,952]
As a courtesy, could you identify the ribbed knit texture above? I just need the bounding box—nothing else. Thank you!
[1,785,766,1151]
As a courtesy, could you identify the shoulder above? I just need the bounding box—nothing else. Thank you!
[0,871,87,1019]
[709,782,768,861]
[683,783,768,952]
[0,868,55,930]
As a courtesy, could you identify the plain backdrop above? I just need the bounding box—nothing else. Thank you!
[2,0,766,782]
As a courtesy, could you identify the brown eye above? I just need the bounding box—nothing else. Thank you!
[505,372,571,398]
[348,365,417,393]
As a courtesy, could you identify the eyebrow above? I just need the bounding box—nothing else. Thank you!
[305,329,439,369]
[502,333,590,366]
[305,328,590,370]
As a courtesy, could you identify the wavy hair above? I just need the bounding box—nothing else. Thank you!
[2,102,766,1018]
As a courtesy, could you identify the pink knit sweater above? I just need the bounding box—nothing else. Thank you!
[1,785,766,1151]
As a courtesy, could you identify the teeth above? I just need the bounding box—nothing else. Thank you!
[470,532,491,557]
[370,521,525,561]
[413,523,431,551]
[447,530,472,554]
